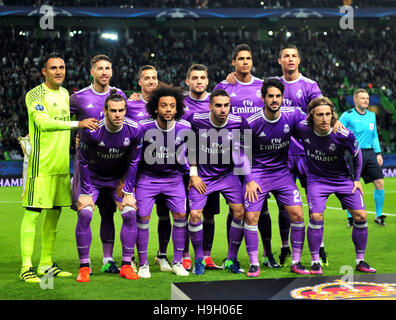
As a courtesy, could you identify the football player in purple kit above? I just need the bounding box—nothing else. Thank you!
[187,90,253,275]
[274,45,326,267]
[214,44,264,118]
[244,78,310,276]
[126,65,158,121]
[70,54,128,274]
[216,44,280,269]
[126,65,174,272]
[134,84,191,278]
[182,64,222,271]
[75,90,143,282]
[294,97,376,275]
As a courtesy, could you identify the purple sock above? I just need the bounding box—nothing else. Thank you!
[188,221,203,260]
[137,218,150,266]
[290,221,305,263]
[75,207,93,265]
[120,208,137,263]
[307,219,324,262]
[244,223,259,265]
[352,220,368,261]
[228,217,244,260]
[172,218,187,264]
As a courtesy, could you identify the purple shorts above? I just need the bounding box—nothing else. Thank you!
[244,168,302,212]
[89,185,123,204]
[72,157,119,212]
[135,173,187,217]
[189,173,243,211]
[307,178,365,214]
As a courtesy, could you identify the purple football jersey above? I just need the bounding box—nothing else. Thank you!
[273,74,322,155]
[126,94,151,121]
[70,84,127,138]
[182,91,210,120]
[274,74,322,113]
[295,120,360,183]
[138,118,191,176]
[246,107,307,173]
[70,84,127,120]
[78,117,143,195]
[187,112,251,179]
[213,76,264,118]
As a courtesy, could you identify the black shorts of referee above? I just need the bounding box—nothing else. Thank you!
[360,148,384,183]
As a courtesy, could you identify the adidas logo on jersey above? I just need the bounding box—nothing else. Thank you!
[98,141,105,147]
[138,112,144,117]
[86,103,94,109]
[259,132,266,137]
[304,138,310,144]
[230,92,237,97]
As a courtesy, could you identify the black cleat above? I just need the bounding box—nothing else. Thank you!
[279,247,291,267]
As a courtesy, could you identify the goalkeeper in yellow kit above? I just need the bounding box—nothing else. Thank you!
[20,53,99,283]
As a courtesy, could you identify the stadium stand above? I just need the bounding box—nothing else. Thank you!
[0,2,395,159]
[3,1,396,8]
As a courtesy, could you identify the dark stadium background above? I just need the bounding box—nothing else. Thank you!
[0,1,395,165]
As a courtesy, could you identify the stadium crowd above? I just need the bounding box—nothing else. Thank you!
[2,0,396,8]
[0,26,395,159]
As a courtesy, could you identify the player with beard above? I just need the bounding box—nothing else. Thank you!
[135,84,190,278]
[127,66,175,272]
[76,91,143,282]
[217,44,281,268]
[244,78,309,276]
[70,54,127,274]
[181,64,222,271]
[187,90,252,275]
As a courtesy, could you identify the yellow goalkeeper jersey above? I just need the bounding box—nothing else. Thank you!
[25,83,72,177]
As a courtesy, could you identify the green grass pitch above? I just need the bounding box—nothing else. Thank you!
[1,179,395,300]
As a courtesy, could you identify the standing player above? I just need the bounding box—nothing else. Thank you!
[295,97,376,274]
[75,90,143,282]
[126,65,158,121]
[182,64,222,271]
[70,54,127,274]
[244,78,309,276]
[214,44,263,118]
[274,45,325,266]
[339,89,386,226]
[226,45,325,267]
[20,53,98,283]
[187,90,252,275]
[215,44,280,268]
[135,84,190,278]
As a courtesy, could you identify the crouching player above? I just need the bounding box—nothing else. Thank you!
[134,84,190,278]
[75,90,143,282]
[187,90,252,275]
[295,97,376,275]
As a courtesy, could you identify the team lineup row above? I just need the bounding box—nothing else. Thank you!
[19,43,384,283]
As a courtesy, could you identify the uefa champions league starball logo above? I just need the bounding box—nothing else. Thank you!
[290,280,396,300]
[156,8,200,18]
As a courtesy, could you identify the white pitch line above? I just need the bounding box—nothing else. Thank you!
[267,199,396,217]
[2,200,396,216]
